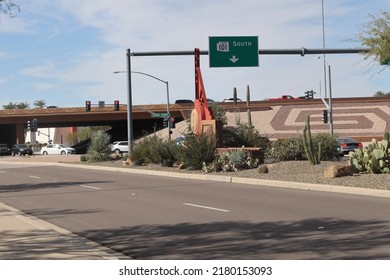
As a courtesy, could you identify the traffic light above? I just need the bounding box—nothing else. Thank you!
[322,110,328,123]
[86,101,91,112]
[304,90,314,99]
[163,118,168,128]
[27,120,31,132]
[170,117,175,128]
[114,100,120,111]
[31,119,38,132]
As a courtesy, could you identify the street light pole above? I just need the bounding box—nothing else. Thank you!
[321,0,327,99]
[328,64,334,135]
[114,69,172,141]
[126,49,133,153]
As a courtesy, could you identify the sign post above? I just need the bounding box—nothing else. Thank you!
[209,36,259,67]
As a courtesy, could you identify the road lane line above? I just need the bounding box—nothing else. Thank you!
[80,185,101,190]
[29,175,41,179]
[183,203,230,213]
[0,171,5,173]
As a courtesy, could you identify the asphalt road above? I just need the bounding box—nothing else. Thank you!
[1,163,390,259]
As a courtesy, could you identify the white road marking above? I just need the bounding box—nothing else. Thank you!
[183,203,230,213]
[80,185,101,190]
[29,176,41,179]
[0,171,6,173]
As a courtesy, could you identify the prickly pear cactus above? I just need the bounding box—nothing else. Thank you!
[349,132,390,174]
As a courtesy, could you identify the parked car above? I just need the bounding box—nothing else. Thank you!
[175,135,186,146]
[269,95,303,101]
[41,144,76,155]
[0,143,11,155]
[111,141,129,154]
[175,99,194,104]
[11,144,33,156]
[222,97,242,102]
[337,137,363,156]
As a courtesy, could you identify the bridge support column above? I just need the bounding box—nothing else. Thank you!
[16,123,25,144]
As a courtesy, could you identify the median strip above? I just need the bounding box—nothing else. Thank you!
[183,203,230,213]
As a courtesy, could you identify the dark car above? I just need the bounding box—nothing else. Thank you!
[0,144,11,156]
[337,137,363,156]
[175,99,194,104]
[11,144,33,156]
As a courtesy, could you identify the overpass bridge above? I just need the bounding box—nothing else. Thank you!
[0,97,389,147]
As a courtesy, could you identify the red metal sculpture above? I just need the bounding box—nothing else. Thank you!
[190,48,216,135]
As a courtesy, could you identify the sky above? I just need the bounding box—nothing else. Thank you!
[0,0,389,108]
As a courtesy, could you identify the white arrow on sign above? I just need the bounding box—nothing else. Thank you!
[229,56,239,63]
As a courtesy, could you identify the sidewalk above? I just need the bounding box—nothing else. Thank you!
[0,202,130,260]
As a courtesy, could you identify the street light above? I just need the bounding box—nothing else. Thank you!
[113,66,172,149]
[317,56,334,135]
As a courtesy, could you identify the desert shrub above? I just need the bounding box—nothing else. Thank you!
[86,130,112,162]
[177,133,217,170]
[130,135,161,165]
[266,133,340,162]
[149,139,179,167]
[313,133,340,161]
[223,124,270,148]
[266,136,306,162]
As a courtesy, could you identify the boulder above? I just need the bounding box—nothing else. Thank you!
[257,164,269,174]
[324,164,353,179]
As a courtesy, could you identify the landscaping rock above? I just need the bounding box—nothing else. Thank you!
[324,164,353,179]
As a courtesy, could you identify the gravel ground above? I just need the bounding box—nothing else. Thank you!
[80,158,390,191]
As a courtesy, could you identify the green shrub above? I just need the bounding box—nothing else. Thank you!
[177,133,217,170]
[266,133,340,162]
[149,139,179,167]
[266,136,306,162]
[223,124,270,148]
[130,135,161,165]
[86,130,112,162]
[80,155,88,162]
[313,133,340,161]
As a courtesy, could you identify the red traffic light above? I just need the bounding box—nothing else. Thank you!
[85,101,91,112]
[114,100,120,111]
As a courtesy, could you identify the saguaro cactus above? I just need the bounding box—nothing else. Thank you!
[246,85,251,107]
[302,115,321,165]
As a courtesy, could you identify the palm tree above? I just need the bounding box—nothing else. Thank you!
[34,100,46,108]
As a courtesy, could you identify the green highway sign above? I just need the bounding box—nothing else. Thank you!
[209,36,259,68]
[151,112,170,118]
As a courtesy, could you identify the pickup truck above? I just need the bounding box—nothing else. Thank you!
[268,95,303,101]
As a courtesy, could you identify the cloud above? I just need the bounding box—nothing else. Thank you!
[21,60,56,77]
[1,0,388,108]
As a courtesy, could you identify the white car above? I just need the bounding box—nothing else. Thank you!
[41,144,76,155]
[111,141,129,154]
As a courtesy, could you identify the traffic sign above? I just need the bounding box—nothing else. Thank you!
[209,36,259,67]
[151,113,170,118]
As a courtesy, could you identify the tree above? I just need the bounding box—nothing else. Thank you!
[357,11,390,65]
[0,0,19,17]
[2,101,29,109]
[34,100,46,108]
[374,91,390,97]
